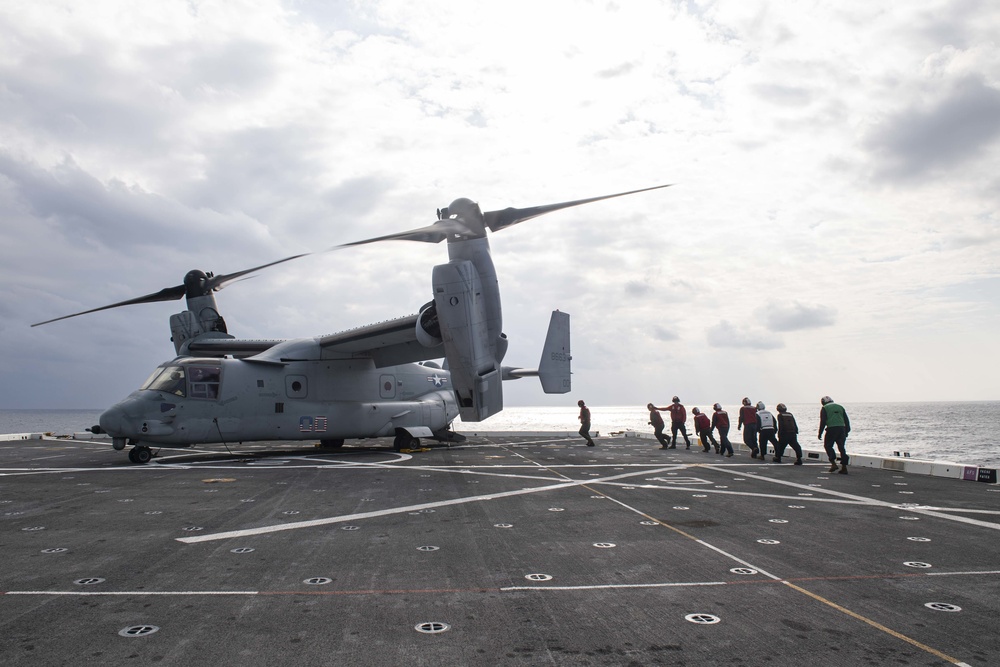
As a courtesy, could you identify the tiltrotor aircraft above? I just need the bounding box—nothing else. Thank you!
[33,185,669,463]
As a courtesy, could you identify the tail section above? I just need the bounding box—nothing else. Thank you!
[502,310,571,393]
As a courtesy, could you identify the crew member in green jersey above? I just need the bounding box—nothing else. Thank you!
[818,396,851,474]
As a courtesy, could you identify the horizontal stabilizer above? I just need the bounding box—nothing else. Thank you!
[501,311,571,394]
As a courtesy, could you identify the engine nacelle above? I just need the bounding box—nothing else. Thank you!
[415,301,442,348]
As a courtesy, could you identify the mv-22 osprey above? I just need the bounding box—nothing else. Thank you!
[34,185,669,463]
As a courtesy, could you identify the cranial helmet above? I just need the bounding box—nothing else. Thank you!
[713,403,722,411]
[692,407,701,415]
[776,403,787,412]
[742,397,751,406]
[756,401,765,410]
[821,396,833,405]
[672,396,680,403]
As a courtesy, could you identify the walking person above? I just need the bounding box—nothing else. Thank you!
[692,407,718,452]
[577,400,596,447]
[775,403,803,464]
[668,396,692,449]
[647,403,672,448]
[712,403,734,457]
[738,397,759,457]
[818,396,851,473]
[756,402,779,461]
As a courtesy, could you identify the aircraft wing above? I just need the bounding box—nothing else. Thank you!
[185,338,286,357]
[317,313,443,367]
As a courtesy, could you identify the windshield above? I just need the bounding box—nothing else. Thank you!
[143,365,186,397]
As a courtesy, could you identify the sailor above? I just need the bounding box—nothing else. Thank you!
[775,403,803,464]
[577,400,596,447]
[738,397,760,457]
[818,396,851,473]
[692,407,718,452]
[667,396,692,449]
[647,403,672,449]
[712,403,734,457]
[756,402,779,461]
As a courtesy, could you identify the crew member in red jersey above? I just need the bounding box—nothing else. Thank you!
[668,396,692,449]
[737,397,759,457]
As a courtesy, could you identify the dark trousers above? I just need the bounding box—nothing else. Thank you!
[653,424,670,447]
[758,428,778,456]
[697,427,718,451]
[742,423,758,451]
[776,432,802,460]
[671,421,691,446]
[823,426,849,465]
[717,426,733,456]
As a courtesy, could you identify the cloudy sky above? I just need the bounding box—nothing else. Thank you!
[2,0,999,412]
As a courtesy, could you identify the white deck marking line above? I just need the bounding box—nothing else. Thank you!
[3,591,259,596]
[502,581,729,591]
[176,466,683,544]
[696,463,1000,531]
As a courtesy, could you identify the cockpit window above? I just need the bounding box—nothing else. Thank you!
[188,365,222,400]
[143,366,186,397]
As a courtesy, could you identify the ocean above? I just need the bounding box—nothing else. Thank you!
[2,401,998,468]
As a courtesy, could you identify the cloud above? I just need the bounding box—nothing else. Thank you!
[758,301,836,332]
[706,321,783,350]
[865,76,1000,181]
[651,325,679,342]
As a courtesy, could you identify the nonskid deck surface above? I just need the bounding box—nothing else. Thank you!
[1,434,998,666]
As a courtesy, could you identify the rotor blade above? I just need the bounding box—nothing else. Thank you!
[30,284,186,327]
[335,219,473,249]
[206,253,311,291]
[483,183,673,232]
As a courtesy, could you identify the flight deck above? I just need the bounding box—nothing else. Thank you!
[1,433,998,666]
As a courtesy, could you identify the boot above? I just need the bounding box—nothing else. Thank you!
[828,462,839,473]
[839,464,848,475]
[794,458,803,465]
[772,456,782,463]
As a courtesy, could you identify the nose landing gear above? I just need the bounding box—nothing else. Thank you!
[128,446,153,464]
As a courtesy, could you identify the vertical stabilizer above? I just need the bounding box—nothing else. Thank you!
[538,311,571,393]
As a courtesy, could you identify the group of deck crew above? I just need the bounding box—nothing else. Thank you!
[646,396,852,474]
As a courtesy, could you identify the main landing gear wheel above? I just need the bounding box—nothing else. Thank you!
[128,446,152,464]
[393,433,419,452]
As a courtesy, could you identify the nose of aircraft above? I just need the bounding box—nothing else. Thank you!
[99,396,141,436]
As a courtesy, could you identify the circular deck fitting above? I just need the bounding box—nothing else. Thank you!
[117,498,134,502]
[685,614,720,625]
[904,561,932,568]
[74,578,105,585]
[640,521,658,526]
[925,602,962,612]
[899,491,914,494]
[494,523,513,529]
[282,511,300,515]
[525,573,553,581]
[673,506,690,511]
[899,516,921,521]
[240,499,255,503]
[417,546,440,552]
[768,519,788,524]
[341,525,359,531]
[622,486,635,490]
[788,505,805,509]
[548,507,565,512]
[415,622,451,634]
[730,568,757,575]
[590,495,606,499]
[204,489,219,493]
[182,526,204,532]
[808,484,822,487]
[692,494,707,498]
[732,478,746,481]
[757,539,780,545]
[907,537,932,542]
[871,484,881,487]
[797,493,813,497]
[143,511,162,515]
[593,543,616,548]
[420,509,435,514]
[41,548,68,554]
[21,526,45,531]
[230,548,255,554]
[303,577,332,585]
[714,485,728,489]
[119,625,159,637]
